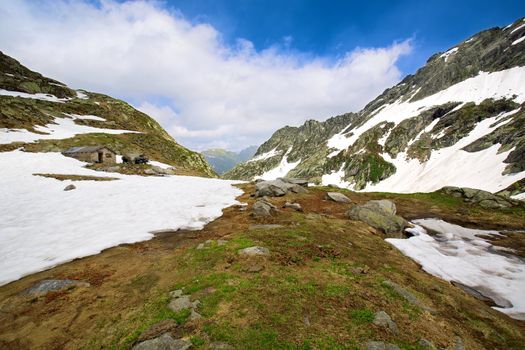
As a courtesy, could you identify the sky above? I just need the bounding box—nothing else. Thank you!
[0,0,523,151]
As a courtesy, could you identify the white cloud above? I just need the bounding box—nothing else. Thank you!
[0,0,412,151]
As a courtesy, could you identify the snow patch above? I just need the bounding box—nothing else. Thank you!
[326,67,525,154]
[387,219,525,320]
[150,160,173,169]
[512,36,525,46]
[0,89,69,103]
[0,150,243,286]
[248,148,280,162]
[510,23,525,34]
[439,47,459,62]
[255,148,300,180]
[362,112,525,193]
[321,165,353,189]
[0,116,138,145]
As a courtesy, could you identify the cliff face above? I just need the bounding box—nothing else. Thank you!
[225,18,525,194]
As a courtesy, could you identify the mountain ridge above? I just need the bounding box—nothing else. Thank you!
[225,17,525,197]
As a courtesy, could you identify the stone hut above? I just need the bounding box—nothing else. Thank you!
[63,146,117,164]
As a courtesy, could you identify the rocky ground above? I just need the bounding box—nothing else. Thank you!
[0,182,524,349]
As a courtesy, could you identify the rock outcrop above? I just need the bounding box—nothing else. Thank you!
[441,186,518,209]
[347,200,406,234]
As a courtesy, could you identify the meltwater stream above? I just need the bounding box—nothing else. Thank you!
[386,218,525,320]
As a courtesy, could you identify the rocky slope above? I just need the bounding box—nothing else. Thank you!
[202,146,257,174]
[0,51,215,177]
[225,18,525,195]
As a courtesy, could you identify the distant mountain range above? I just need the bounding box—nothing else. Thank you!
[202,146,258,174]
[225,17,525,199]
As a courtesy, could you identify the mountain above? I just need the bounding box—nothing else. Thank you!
[202,146,257,174]
[0,51,215,177]
[225,18,525,197]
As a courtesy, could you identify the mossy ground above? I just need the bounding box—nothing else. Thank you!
[0,185,524,350]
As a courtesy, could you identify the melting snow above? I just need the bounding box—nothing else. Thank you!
[0,89,70,103]
[321,165,353,188]
[326,66,525,154]
[150,160,173,169]
[510,23,525,34]
[512,36,525,46]
[387,219,525,320]
[0,116,139,145]
[0,150,242,286]
[439,47,459,62]
[255,147,300,180]
[248,148,280,162]
[362,111,525,193]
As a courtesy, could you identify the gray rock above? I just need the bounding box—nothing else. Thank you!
[144,169,158,175]
[279,177,309,187]
[210,341,233,350]
[325,192,351,203]
[454,337,465,350]
[290,184,309,194]
[217,239,227,246]
[365,200,397,215]
[347,200,406,234]
[441,186,516,209]
[189,309,202,320]
[196,243,205,250]
[168,295,193,312]
[252,199,276,217]
[169,290,184,298]
[382,280,435,313]
[418,339,437,350]
[63,184,76,191]
[105,166,120,172]
[238,246,270,256]
[24,279,89,296]
[373,311,398,334]
[132,333,191,350]
[284,201,302,211]
[255,179,292,197]
[365,341,400,350]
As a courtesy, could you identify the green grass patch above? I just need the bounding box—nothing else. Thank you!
[349,309,374,325]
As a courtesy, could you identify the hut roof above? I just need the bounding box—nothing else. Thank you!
[63,146,116,154]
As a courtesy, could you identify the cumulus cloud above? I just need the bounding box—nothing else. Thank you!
[0,0,412,150]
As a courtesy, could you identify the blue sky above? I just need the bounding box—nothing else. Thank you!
[166,0,525,74]
[1,1,523,151]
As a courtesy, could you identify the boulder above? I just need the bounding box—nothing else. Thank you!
[347,200,406,234]
[373,311,398,334]
[441,186,516,208]
[254,178,309,197]
[168,295,193,312]
[278,178,309,187]
[255,179,292,197]
[418,339,437,350]
[24,279,89,296]
[238,246,270,256]
[365,341,400,350]
[63,184,76,191]
[132,333,191,350]
[137,320,178,343]
[325,192,351,203]
[283,202,302,211]
[252,199,277,218]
